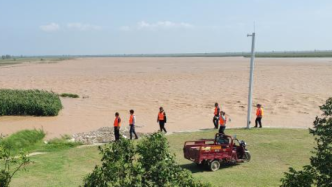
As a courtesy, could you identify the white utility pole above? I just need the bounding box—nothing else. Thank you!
[246,32,256,129]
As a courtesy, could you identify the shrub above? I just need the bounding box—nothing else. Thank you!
[280,98,332,187]
[0,89,62,116]
[60,93,79,98]
[83,133,210,187]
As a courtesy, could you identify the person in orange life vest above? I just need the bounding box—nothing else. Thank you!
[114,112,121,141]
[129,109,138,140]
[219,111,227,134]
[213,103,220,129]
[255,104,264,128]
[157,107,167,133]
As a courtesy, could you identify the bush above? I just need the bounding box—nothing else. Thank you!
[0,129,45,151]
[0,89,62,116]
[60,93,79,98]
[281,98,332,187]
[83,133,211,187]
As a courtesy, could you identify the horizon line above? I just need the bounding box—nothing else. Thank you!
[2,49,332,58]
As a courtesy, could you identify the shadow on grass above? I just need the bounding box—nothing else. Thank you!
[181,163,238,173]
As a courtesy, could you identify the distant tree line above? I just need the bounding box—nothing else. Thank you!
[1,55,11,59]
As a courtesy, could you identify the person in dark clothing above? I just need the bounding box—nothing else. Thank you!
[157,107,167,133]
[114,112,121,141]
[213,103,220,129]
[129,109,138,140]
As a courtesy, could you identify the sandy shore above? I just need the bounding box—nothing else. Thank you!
[1,57,331,138]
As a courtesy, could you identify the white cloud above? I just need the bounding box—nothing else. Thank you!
[120,21,193,31]
[39,23,60,32]
[138,21,193,30]
[67,23,102,31]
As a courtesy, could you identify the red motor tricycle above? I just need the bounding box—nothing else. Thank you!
[183,133,251,171]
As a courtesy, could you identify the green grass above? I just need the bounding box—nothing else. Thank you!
[168,128,314,187]
[59,93,79,98]
[8,128,314,187]
[45,135,81,151]
[0,130,81,155]
[0,57,71,67]
[0,89,63,116]
[0,129,45,153]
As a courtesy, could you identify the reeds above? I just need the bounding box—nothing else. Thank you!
[0,89,62,116]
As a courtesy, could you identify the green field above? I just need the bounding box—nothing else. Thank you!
[7,128,314,187]
[102,50,332,58]
[0,57,71,67]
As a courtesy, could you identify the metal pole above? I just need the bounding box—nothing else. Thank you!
[246,32,256,129]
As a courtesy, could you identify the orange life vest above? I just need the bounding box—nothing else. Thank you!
[129,115,134,124]
[214,107,219,115]
[256,108,263,117]
[158,112,165,121]
[114,117,121,127]
[219,116,227,126]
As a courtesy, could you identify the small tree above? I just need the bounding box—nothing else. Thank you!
[82,138,144,187]
[83,133,210,187]
[281,98,332,187]
[0,145,29,187]
[137,133,208,187]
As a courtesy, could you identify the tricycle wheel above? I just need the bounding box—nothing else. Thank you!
[209,160,220,172]
[244,151,251,162]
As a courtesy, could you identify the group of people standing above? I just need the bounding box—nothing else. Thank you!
[213,102,264,135]
[113,102,264,141]
[113,107,167,141]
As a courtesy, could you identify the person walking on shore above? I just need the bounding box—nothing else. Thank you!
[219,111,227,134]
[213,103,220,129]
[114,112,121,141]
[157,107,167,133]
[129,109,138,140]
[255,104,264,128]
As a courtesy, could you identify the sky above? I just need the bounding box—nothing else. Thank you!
[1,0,332,56]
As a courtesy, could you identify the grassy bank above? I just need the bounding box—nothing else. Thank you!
[9,128,313,187]
[0,89,62,116]
[0,130,81,154]
[0,129,45,153]
[0,57,71,67]
[245,51,332,58]
[95,50,332,58]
